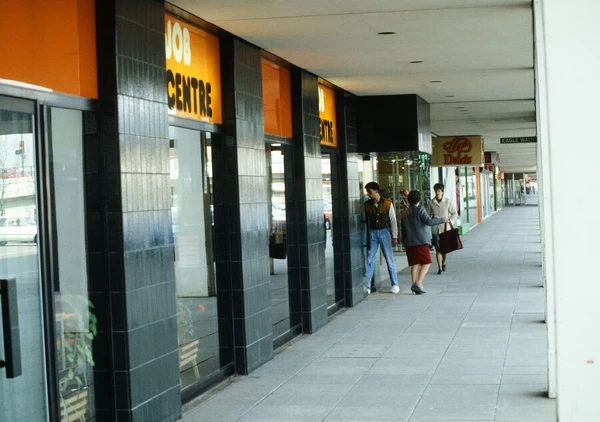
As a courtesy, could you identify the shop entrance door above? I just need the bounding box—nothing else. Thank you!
[0,97,48,420]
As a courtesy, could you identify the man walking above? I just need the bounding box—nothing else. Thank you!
[363,181,400,294]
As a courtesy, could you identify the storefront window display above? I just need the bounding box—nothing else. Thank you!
[480,170,494,220]
[456,166,478,228]
[374,152,430,214]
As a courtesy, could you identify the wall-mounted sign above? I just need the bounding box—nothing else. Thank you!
[500,136,537,144]
[165,14,222,124]
[318,84,337,147]
[262,59,292,138]
[431,136,485,166]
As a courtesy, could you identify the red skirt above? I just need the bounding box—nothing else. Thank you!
[406,244,432,266]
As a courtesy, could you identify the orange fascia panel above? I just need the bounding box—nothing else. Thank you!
[0,1,98,98]
[77,0,99,99]
[262,59,292,138]
[318,84,337,147]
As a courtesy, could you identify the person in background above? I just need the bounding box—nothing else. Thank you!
[400,190,448,294]
[426,183,458,275]
[363,181,400,294]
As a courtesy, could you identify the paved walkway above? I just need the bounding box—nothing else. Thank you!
[183,206,556,421]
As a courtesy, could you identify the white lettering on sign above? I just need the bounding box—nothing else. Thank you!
[165,20,191,65]
[318,87,325,112]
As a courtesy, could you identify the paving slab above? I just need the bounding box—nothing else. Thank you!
[182,207,557,421]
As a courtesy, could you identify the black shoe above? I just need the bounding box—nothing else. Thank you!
[411,285,425,295]
[442,264,446,272]
[437,269,442,275]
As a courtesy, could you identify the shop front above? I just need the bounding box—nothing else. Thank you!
[164,11,236,399]
[0,2,100,421]
[431,136,485,233]
[262,56,303,346]
[2,2,423,420]
[356,94,434,260]
[318,82,345,312]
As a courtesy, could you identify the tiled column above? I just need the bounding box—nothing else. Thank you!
[220,37,273,374]
[339,94,365,306]
[290,69,327,333]
[97,1,180,421]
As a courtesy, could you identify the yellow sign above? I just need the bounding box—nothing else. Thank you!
[318,84,337,147]
[431,136,485,166]
[165,14,222,123]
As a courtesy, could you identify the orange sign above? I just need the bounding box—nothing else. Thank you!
[262,59,292,137]
[318,84,337,147]
[0,1,97,98]
[165,14,222,123]
[431,136,484,166]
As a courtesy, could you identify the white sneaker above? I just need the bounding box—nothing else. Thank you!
[367,288,371,295]
[391,285,400,294]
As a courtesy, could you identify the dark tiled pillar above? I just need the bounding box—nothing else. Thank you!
[97,1,180,421]
[221,37,273,374]
[340,95,365,306]
[290,69,328,333]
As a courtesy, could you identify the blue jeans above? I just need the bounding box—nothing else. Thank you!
[365,228,399,288]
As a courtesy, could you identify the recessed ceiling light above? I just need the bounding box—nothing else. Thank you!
[377,31,396,35]
[429,80,441,83]
[409,60,423,64]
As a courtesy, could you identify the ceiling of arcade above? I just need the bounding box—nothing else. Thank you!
[172,0,537,173]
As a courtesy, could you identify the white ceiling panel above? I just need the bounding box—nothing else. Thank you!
[171,0,537,172]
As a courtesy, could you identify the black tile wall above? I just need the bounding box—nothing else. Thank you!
[290,68,328,333]
[220,37,273,374]
[96,1,181,421]
[340,94,365,306]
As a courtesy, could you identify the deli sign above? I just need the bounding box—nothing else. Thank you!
[431,136,485,166]
[165,14,222,124]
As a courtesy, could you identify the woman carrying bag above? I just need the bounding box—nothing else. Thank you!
[400,190,448,294]
[426,183,458,275]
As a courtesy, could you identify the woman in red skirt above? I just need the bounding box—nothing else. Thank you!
[400,190,449,294]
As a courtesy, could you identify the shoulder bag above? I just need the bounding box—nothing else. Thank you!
[438,222,463,254]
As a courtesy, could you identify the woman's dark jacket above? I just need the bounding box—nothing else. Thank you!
[400,205,445,247]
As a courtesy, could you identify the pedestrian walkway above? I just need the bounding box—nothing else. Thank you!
[182,206,556,421]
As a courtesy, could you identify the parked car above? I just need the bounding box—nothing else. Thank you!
[0,216,37,245]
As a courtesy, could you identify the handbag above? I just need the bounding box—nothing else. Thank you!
[438,222,463,254]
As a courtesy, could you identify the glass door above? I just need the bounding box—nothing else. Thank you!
[322,153,341,308]
[267,144,291,342]
[0,97,48,421]
[170,126,227,391]
[49,107,96,421]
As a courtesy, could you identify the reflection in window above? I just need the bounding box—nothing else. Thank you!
[170,127,219,389]
[268,144,291,340]
[49,108,97,421]
[0,104,48,421]
[322,154,336,307]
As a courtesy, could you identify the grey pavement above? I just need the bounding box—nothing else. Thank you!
[182,206,556,421]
